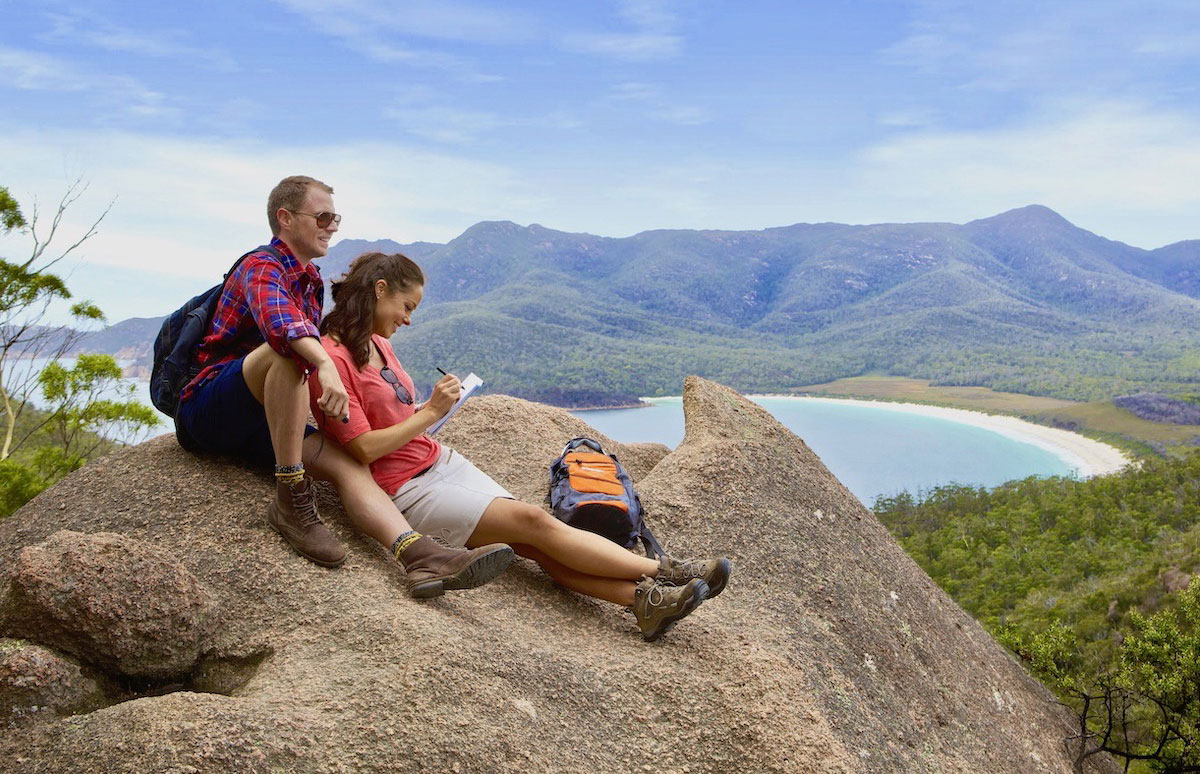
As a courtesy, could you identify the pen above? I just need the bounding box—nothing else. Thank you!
[436,367,448,376]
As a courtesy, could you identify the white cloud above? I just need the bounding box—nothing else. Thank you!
[41,10,236,70]
[563,32,681,61]
[274,0,534,44]
[604,81,710,125]
[0,46,179,120]
[382,105,507,144]
[0,128,534,286]
[270,0,531,78]
[381,88,585,144]
[0,47,82,90]
[1132,32,1200,57]
[885,0,1200,96]
[615,0,678,30]
[855,101,1200,247]
[876,109,940,128]
[562,0,683,61]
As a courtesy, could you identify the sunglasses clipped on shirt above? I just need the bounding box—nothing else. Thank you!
[379,366,413,405]
[287,209,342,228]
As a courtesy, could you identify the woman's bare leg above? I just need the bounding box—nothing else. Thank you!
[302,434,413,547]
[512,544,637,606]
[468,499,658,580]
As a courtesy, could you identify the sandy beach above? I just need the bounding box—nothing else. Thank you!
[747,395,1132,479]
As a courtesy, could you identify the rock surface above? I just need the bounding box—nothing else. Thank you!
[0,531,214,681]
[0,639,112,722]
[0,377,1117,773]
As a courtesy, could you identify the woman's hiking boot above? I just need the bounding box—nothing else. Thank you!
[397,536,515,599]
[267,477,346,568]
[655,555,732,599]
[631,576,709,642]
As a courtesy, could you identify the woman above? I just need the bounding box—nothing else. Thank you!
[310,251,731,641]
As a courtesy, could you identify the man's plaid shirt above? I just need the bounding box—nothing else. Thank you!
[180,238,324,404]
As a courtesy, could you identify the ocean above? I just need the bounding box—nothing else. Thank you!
[572,396,1077,506]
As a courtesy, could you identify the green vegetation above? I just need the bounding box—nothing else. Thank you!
[875,455,1200,771]
[0,182,158,519]
[797,375,1200,458]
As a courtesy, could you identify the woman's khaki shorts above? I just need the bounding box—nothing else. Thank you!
[390,446,513,546]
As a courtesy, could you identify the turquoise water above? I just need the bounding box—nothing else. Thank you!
[572,396,1077,506]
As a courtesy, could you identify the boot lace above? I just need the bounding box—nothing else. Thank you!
[639,578,679,611]
[290,479,323,528]
[659,557,705,584]
[645,582,668,608]
[429,529,459,549]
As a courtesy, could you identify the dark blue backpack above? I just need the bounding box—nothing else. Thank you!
[549,437,665,559]
[150,244,281,418]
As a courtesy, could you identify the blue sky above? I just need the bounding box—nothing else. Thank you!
[3,0,1200,322]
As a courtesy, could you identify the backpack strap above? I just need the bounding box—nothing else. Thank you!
[638,526,666,560]
[223,243,283,285]
[563,437,604,455]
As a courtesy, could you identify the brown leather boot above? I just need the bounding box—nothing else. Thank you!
[397,536,514,598]
[266,477,346,568]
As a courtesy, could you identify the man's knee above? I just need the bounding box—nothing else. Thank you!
[243,343,303,403]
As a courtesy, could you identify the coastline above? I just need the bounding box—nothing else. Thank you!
[644,393,1132,479]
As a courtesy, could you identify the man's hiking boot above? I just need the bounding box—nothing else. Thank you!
[397,536,515,599]
[631,576,709,642]
[267,476,346,568]
[656,555,732,599]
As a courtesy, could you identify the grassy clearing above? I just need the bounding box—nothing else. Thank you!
[794,375,1200,458]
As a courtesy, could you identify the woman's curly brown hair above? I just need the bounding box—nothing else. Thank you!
[320,252,425,369]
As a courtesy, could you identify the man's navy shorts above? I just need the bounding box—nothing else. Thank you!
[176,357,315,469]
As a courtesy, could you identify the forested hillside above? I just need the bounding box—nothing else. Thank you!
[83,206,1200,406]
[874,455,1200,770]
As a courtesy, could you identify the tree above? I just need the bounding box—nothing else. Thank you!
[1065,578,1200,773]
[28,355,160,478]
[0,185,26,232]
[0,181,159,517]
[0,179,111,460]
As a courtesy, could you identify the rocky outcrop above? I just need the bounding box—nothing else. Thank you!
[0,377,1117,773]
[0,639,113,722]
[0,531,214,681]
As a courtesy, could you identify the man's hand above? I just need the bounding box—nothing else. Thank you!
[427,373,461,416]
[314,360,350,421]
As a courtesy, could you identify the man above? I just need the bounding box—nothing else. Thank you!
[175,175,513,597]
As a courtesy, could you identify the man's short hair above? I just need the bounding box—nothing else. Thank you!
[267,175,334,236]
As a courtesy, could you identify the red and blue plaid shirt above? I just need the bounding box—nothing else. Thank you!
[180,238,324,403]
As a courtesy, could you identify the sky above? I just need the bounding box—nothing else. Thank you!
[3,0,1200,323]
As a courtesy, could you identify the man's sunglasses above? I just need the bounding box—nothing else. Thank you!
[287,209,342,228]
[380,366,413,405]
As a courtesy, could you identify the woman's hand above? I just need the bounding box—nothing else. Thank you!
[426,373,461,416]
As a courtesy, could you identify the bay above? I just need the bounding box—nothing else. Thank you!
[572,396,1077,507]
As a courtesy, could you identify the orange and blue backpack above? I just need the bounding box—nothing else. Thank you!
[549,437,665,558]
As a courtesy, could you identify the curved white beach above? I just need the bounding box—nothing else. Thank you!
[745,395,1132,479]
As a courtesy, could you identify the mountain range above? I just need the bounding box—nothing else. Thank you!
[83,205,1200,406]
